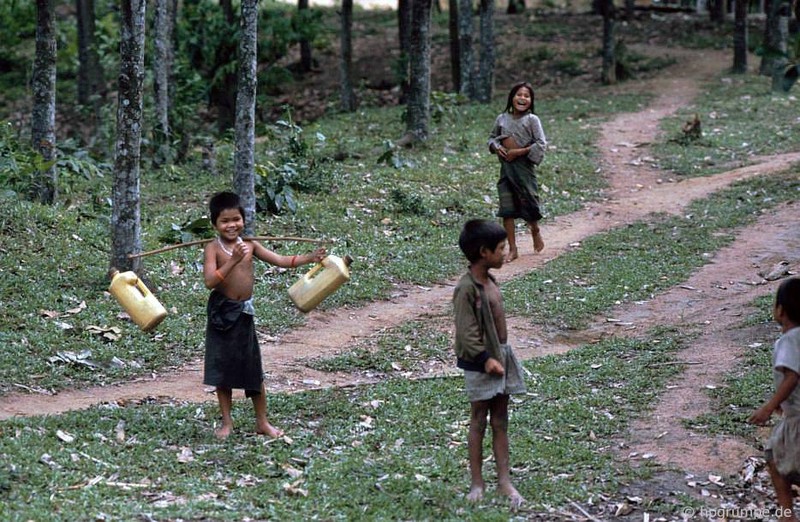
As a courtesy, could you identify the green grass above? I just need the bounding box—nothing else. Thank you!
[652,73,800,177]
[0,90,646,394]
[0,331,684,521]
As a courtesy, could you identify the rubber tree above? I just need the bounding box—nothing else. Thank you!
[458,0,475,98]
[732,0,748,74]
[152,0,176,168]
[76,0,104,109]
[111,0,147,272]
[600,0,617,85]
[233,0,258,236]
[405,0,433,142]
[339,0,357,111]
[475,0,494,103]
[32,0,57,204]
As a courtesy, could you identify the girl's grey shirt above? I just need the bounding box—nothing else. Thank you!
[487,112,547,165]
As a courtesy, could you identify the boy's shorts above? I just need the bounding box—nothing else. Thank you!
[463,344,527,402]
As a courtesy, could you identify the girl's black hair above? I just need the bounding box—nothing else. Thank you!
[209,191,245,226]
[504,81,535,115]
[776,277,800,324]
[459,219,508,263]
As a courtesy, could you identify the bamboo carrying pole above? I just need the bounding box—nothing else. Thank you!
[128,236,331,259]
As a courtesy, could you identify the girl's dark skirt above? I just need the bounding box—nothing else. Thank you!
[496,159,543,223]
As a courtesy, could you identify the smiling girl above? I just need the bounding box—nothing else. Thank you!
[487,82,548,262]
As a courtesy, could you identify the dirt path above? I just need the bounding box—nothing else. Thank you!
[1,48,799,434]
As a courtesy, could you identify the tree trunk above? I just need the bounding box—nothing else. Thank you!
[624,0,634,20]
[340,0,357,111]
[475,0,494,103]
[76,0,104,108]
[601,0,617,85]
[397,0,412,103]
[299,0,313,72]
[153,0,175,168]
[449,0,460,92]
[708,0,725,24]
[507,0,525,14]
[233,0,258,236]
[406,0,433,142]
[111,0,146,272]
[458,0,475,98]
[732,0,748,73]
[770,4,789,91]
[32,0,57,204]
[760,0,779,75]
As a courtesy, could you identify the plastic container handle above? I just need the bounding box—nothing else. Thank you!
[134,278,152,298]
[303,263,324,282]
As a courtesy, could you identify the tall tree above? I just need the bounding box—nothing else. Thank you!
[405,0,433,142]
[298,0,313,72]
[397,0,412,102]
[507,0,525,14]
[153,0,176,167]
[76,0,104,108]
[449,0,460,91]
[112,0,147,272]
[458,0,475,98]
[211,0,238,133]
[32,0,57,204]
[732,0,748,73]
[340,0,357,111]
[233,0,259,235]
[760,0,790,87]
[708,0,725,24]
[600,0,617,84]
[475,0,494,103]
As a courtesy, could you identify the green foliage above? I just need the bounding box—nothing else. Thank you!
[158,217,214,245]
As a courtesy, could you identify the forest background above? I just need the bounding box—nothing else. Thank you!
[1,0,800,520]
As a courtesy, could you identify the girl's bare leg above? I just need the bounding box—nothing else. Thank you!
[528,221,544,253]
[467,401,489,501]
[215,387,234,439]
[490,395,525,509]
[503,218,518,262]
[768,462,798,521]
[252,382,284,438]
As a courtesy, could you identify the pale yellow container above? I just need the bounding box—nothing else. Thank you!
[108,270,168,332]
[288,255,352,313]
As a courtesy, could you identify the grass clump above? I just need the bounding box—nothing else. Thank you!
[0,330,684,520]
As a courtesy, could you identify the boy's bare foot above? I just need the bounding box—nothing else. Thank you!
[498,483,525,510]
[466,484,485,502]
[256,422,284,438]
[215,424,233,440]
[505,249,519,263]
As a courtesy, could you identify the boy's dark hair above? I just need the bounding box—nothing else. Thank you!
[776,277,800,324]
[504,81,535,115]
[459,219,507,263]
[209,191,245,226]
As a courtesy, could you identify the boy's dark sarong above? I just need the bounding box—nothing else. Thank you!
[497,159,543,223]
[203,291,263,396]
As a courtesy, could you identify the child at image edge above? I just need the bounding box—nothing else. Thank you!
[453,219,527,508]
[749,277,800,521]
[203,191,326,440]
[488,81,547,262]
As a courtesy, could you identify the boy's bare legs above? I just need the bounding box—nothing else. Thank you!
[467,400,490,501]
[528,221,544,253]
[215,387,234,439]
[768,462,798,521]
[252,382,284,438]
[490,395,525,509]
[503,218,518,262]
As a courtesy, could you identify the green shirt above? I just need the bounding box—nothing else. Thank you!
[453,271,503,372]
